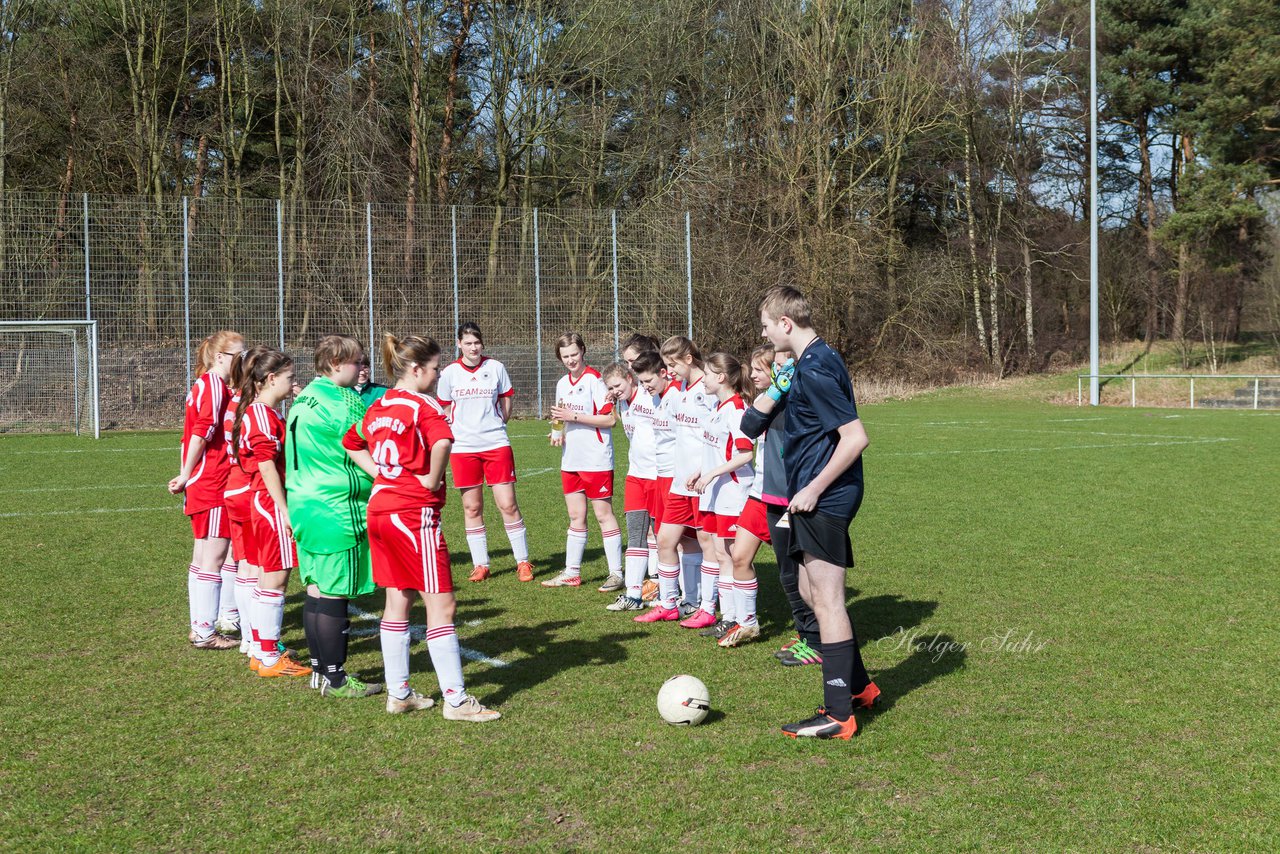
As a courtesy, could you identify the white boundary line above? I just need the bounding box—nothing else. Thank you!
[880,437,1233,458]
[6,483,159,494]
[347,604,509,669]
[0,505,174,519]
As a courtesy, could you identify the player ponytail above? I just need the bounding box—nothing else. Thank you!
[382,331,441,380]
[314,334,363,376]
[660,335,703,368]
[196,330,244,373]
[457,322,483,344]
[231,347,294,462]
[705,351,752,399]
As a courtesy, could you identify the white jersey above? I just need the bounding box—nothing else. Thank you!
[652,383,679,478]
[556,367,614,473]
[618,388,659,480]
[436,357,514,454]
[670,376,716,497]
[698,394,755,514]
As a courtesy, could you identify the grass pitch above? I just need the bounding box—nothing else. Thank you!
[2,393,1278,850]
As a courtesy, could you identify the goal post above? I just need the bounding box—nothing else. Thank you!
[0,320,100,438]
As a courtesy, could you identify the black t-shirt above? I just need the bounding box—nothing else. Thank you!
[780,337,863,518]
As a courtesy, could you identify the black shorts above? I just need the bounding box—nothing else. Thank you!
[788,510,854,568]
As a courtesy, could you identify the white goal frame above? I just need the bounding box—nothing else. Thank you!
[0,320,100,438]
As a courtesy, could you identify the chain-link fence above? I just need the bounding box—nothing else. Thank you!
[0,192,693,431]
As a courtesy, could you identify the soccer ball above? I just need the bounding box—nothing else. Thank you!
[657,674,710,726]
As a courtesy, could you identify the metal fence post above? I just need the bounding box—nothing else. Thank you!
[82,193,91,320]
[1131,376,1136,407]
[366,203,375,352]
[90,321,100,439]
[182,196,192,389]
[611,209,620,359]
[276,199,285,349]
[1078,375,1083,406]
[450,206,460,352]
[534,207,543,416]
[1189,377,1195,409]
[684,211,693,337]
[1254,378,1260,410]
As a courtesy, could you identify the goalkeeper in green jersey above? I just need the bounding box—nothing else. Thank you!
[286,335,380,699]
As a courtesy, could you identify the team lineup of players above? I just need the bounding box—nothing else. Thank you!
[170,285,878,738]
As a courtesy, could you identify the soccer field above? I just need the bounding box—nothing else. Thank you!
[3,394,1278,850]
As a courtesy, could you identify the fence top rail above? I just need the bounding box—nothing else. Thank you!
[1078,373,1280,380]
[0,320,98,329]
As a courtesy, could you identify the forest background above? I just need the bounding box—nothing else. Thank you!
[1,0,1277,381]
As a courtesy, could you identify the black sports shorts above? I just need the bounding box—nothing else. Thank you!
[788,510,854,568]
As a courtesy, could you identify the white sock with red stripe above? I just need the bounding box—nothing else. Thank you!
[253,587,285,665]
[657,562,680,610]
[602,527,623,576]
[719,567,737,623]
[235,575,256,650]
[624,549,648,598]
[218,562,239,626]
[504,520,530,563]
[647,536,659,577]
[738,577,759,627]
[698,562,719,616]
[426,624,468,707]
[465,526,490,568]
[188,564,219,640]
[380,620,411,699]
[679,539,702,607]
[564,527,588,577]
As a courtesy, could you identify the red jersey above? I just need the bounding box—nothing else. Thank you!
[180,372,230,515]
[223,389,251,496]
[343,388,454,515]
[238,402,287,494]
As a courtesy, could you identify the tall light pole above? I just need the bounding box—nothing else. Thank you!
[1089,0,1100,405]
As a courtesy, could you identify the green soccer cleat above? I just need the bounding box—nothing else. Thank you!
[321,675,384,699]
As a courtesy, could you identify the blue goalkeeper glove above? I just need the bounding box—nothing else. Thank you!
[767,358,795,401]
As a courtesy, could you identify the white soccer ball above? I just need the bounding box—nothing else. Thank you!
[657,674,710,726]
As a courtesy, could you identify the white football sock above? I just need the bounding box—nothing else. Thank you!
[465,526,490,567]
[739,577,759,627]
[253,587,285,665]
[189,564,220,640]
[657,562,680,610]
[624,549,648,599]
[564,527,588,577]
[601,527,623,575]
[218,563,239,625]
[504,521,530,563]
[647,536,659,577]
[235,574,256,650]
[426,624,467,706]
[679,539,702,607]
[698,562,719,616]
[380,619,411,699]
[719,567,737,623]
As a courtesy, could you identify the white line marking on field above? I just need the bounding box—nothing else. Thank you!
[12,447,174,455]
[881,437,1234,458]
[6,483,159,494]
[521,467,555,478]
[347,605,508,667]
[1047,417,1105,422]
[0,505,174,519]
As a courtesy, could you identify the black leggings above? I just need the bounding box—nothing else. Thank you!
[766,505,819,645]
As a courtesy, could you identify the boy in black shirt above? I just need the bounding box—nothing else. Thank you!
[753,285,878,739]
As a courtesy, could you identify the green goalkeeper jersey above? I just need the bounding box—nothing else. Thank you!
[285,376,372,553]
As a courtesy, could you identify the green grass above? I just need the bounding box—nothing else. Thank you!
[3,393,1278,850]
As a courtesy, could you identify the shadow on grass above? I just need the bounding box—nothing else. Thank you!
[861,632,966,719]
[457,619,647,706]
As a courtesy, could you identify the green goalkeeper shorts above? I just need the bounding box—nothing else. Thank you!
[297,540,374,598]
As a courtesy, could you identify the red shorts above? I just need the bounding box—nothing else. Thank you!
[224,487,253,562]
[662,493,702,530]
[735,497,771,544]
[623,476,655,514]
[249,491,297,573]
[452,446,517,490]
[368,508,453,593]
[189,506,230,540]
[562,470,614,500]
[651,476,673,527]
